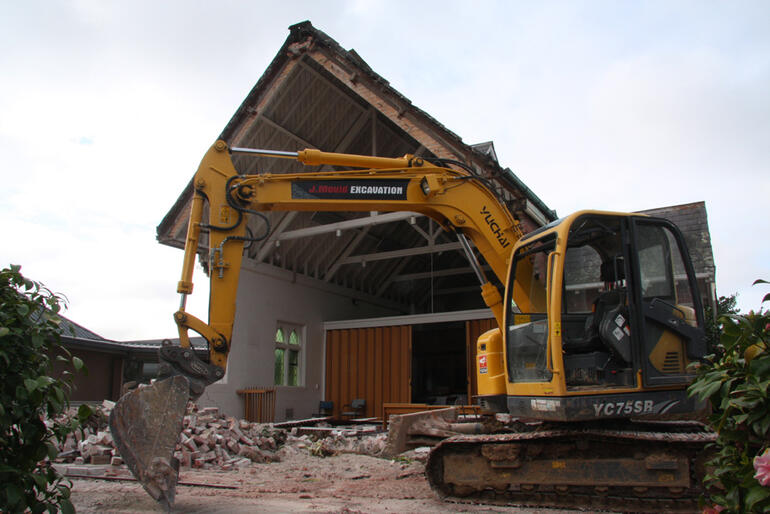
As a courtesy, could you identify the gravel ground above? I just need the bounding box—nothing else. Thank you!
[68,451,585,513]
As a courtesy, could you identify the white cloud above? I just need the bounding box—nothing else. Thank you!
[1,0,768,341]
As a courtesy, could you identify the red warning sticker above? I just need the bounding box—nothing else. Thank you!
[479,355,488,374]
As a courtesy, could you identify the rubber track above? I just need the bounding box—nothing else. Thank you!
[425,421,716,513]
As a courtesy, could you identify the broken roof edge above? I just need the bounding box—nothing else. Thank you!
[502,167,558,222]
[157,177,193,247]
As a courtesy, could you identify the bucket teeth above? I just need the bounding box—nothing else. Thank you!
[108,375,190,509]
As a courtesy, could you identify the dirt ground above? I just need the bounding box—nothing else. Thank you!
[68,451,583,513]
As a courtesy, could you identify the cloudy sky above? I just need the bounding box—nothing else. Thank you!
[1,1,768,340]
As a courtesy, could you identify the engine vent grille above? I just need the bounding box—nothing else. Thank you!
[662,351,683,373]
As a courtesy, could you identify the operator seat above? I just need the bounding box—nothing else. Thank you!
[595,257,632,363]
[562,257,630,359]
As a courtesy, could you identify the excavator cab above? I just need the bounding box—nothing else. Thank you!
[479,211,708,421]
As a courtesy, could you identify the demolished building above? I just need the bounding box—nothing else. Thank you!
[155,21,717,423]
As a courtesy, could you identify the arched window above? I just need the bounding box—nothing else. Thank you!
[274,323,303,386]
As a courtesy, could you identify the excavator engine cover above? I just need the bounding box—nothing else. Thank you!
[109,375,189,509]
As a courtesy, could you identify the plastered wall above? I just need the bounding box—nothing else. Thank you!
[197,262,398,421]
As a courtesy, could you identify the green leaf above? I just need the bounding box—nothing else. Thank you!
[0,326,9,337]
[71,356,84,372]
[763,292,770,304]
[754,414,770,437]
[45,441,58,460]
[24,378,38,393]
[698,378,725,400]
[733,413,750,425]
[4,483,22,506]
[750,357,770,377]
[77,403,93,422]
[0,462,18,473]
[31,472,49,492]
[753,279,769,286]
[30,333,44,348]
[745,484,770,511]
[60,499,75,514]
[37,375,54,388]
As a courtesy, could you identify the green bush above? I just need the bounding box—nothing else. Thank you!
[0,265,91,513]
[688,280,770,512]
[705,293,739,351]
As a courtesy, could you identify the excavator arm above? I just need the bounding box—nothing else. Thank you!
[178,140,522,373]
[110,140,524,507]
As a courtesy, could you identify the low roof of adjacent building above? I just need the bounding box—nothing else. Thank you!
[58,315,207,356]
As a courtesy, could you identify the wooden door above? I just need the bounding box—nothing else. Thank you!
[325,325,411,419]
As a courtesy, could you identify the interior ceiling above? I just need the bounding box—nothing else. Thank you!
[217,56,493,314]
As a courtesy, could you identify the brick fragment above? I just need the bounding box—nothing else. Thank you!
[238,445,265,463]
[226,439,240,455]
[198,407,219,416]
[182,435,197,451]
[90,454,111,465]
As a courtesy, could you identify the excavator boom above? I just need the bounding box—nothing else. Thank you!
[110,140,524,506]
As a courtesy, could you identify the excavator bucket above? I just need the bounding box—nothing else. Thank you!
[108,375,189,509]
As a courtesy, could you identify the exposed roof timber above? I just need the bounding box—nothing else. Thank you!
[340,241,463,265]
[324,307,492,330]
[256,212,298,261]
[366,254,400,293]
[308,52,464,161]
[309,230,351,278]
[503,167,557,222]
[288,237,311,271]
[370,107,377,155]
[243,259,408,312]
[408,218,435,243]
[297,59,366,113]
[324,227,371,282]
[260,115,315,150]
[433,286,482,296]
[524,199,550,227]
[376,257,411,296]
[277,212,423,241]
[276,64,322,123]
[334,107,370,153]
[416,282,479,309]
[392,265,490,282]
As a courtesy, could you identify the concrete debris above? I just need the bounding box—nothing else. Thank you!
[53,401,388,473]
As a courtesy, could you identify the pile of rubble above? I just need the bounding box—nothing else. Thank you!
[175,405,287,469]
[53,400,388,471]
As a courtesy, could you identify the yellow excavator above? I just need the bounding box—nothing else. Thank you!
[109,140,713,511]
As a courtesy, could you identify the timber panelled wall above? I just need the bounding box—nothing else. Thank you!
[325,326,411,419]
[325,319,496,419]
